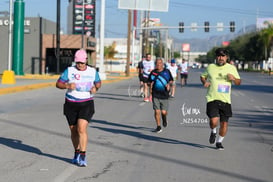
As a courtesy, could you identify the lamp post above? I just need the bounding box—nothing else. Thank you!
[99,0,106,80]
[56,0,60,74]
[8,0,13,71]
[81,0,85,48]
[1,0,16,84]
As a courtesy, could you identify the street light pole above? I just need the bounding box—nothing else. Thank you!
[8,0,13,71]
[126,10,132,77]
[99,0,106,80]
[81,0,85,48]
[56,0,60,74]
[1,0,16,84]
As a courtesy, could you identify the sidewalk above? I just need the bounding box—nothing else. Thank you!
[0,71,137,95]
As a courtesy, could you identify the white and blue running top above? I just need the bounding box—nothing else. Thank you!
[57,66,101,102]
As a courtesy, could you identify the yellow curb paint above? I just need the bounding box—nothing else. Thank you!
[0,82,55,95]
[0,75,134,95]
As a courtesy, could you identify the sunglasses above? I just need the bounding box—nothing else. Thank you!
[216,54,226,57]
[76,62,86,64]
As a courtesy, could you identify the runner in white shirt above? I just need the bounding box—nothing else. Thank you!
[167,59,178,97]
[142,53,155,102]
[178,59,189,86]
[56,49,101,167]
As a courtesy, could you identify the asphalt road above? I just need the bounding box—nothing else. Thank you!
[0,69,272,182]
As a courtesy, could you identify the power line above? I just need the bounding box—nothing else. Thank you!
[170,1,273,17]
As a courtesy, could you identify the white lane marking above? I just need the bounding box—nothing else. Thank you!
[237,91,245,96]
[254,105,271,116]
[53,165,77,182]
[233,91,245,97]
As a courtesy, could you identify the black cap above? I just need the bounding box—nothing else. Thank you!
[215,48,229,56]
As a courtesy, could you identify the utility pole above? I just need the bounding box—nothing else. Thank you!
[145,11,150,54]
[8,0,13,71]
[1,0,16,84]
[99,0,106,80]
[126,10,132,77]
[81,0,85,48]
[56,0,60,74]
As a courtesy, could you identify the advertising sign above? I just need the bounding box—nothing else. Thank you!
[182,43,190,52]
[256,18,273,30]
[141,18,161,27]
[73,0,96,37]
[118,0,169,12]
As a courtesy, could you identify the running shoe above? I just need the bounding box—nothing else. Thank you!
[149,95,152,102]
[209,132,216,144]
[78,155,87,167]
[154,126,162,133]
[144,98,149,102]
[71,152,80,165]
[216,142,224,150]
[163,120,168,127]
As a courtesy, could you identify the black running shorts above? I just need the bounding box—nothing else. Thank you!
[180,73,188,79]
[142,76,149,83]
[63,100,95,126]
[206,100,232,122]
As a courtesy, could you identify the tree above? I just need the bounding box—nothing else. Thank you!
[259,23,273,59]
[243,34,264,61]
[173,52,180,59]
[204,25,273,66]
[104,41,118,59]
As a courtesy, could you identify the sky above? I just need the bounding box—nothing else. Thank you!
[1,0,273,40]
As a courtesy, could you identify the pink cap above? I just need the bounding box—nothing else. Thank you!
[74,49,87,63]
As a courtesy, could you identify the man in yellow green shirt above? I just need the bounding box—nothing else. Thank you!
[200,48,241,150]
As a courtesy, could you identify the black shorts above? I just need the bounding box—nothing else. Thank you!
[180,73,188,79]
[142,77,149,83]
[63,100,95,126]
[206,100,232,122]
[138,74,144,82]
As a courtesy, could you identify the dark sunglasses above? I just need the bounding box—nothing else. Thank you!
[76,62,85,64]
[216,54,226,57]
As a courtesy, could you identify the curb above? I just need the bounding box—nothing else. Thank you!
[0,73,136,95]
[0,82,56,95]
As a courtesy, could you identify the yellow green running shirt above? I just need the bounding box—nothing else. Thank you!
[201,63,240,104]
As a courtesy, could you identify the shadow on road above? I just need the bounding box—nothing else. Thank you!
[235,84,273,94]
[90,119,267,182]
[91,119,209,148]
[0,137,71,164]
[0,117,268,182]
[232,108,273,131]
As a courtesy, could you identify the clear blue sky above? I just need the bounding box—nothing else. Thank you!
[1,0,273,40]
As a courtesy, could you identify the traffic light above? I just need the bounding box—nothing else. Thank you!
[179,22,184,33]
[204,21,209,32]
[230,21,235,32]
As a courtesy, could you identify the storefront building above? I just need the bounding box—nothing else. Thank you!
[0,16,96,74]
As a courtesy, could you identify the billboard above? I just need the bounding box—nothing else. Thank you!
[73,0,96,37]
[182,43,190,52]
[256,18,273,30]
[118,0,169,12]
[141,18,161,27]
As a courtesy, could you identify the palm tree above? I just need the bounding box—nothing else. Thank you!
[260,22,273,59]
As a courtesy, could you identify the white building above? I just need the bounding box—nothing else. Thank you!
[96,38,140,72]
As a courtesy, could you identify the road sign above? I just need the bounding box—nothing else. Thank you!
[118,0,169,12]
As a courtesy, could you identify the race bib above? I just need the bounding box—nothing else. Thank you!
[217,84,230,93]
[76,82,92,92]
